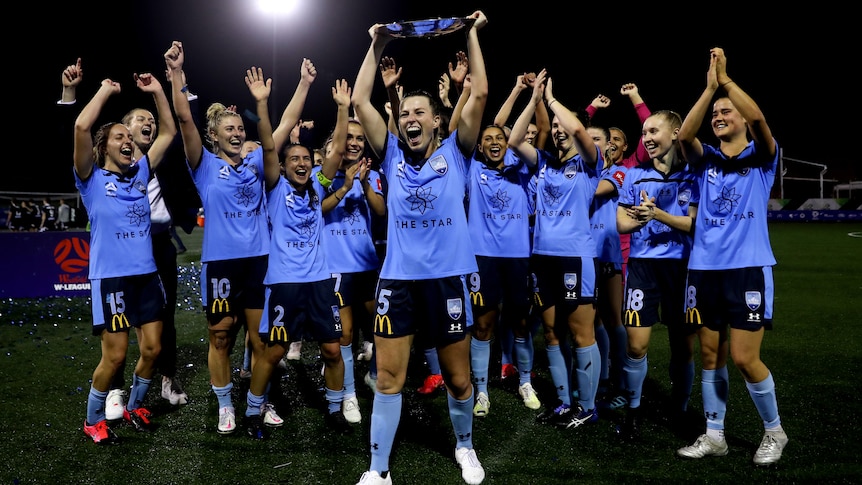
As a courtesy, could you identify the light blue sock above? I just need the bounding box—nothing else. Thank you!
[425,347,441,375]
[87,387,108,425]
[702,367,728,431]
[341,344,356,397]
[246,391,264,417]
[746,372,781,429]
[212,382,234,410]
[369,392,402,473]
[127,374,151,411]
[546,344,570,406]
[325,387,343,414]
[470,338,491,394]
[623,354,647,409]
[514,337,532,386]
[576,343,600,411]
[559,337,574,397]
[448,387,474,449]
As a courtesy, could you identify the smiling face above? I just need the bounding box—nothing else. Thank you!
[398,93,440,157]
[123,109,156,156]
[479,125,508,167]
[551,115,575,155]
[97,123,135,172]
[343,121,366,164]
[282,144,313,188]
[607,128,628,164]
[711,97,747,141]
[240,140,260,159]
[641,111,681,161]
[212,113,246,158]
[587,126,610,166]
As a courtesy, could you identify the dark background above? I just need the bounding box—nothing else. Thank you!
[17,0,855,195]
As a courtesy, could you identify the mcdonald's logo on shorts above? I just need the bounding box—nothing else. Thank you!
[374,314,392,335]
[269,325,289,344]
[335,291,345,307]
[110,313,130,332]
[685,307,702,325]
[624,309,641,327]
[470,291,484,308]
[211,298,230,315]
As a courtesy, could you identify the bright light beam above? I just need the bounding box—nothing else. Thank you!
[257,0,299,16]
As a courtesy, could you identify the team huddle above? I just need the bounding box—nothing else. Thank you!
[67,10,787,485]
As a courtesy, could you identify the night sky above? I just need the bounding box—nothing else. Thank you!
[18,0,855,195]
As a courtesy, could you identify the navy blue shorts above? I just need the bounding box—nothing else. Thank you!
[260,279,342,344]
[685,267,774,331]
[332,270,379,308]
[623,258,688,329]
[530,254,597,314]
[470,256,531,319]
[91,272,165,336]
[201,255,267,322]
[373,275,473,345]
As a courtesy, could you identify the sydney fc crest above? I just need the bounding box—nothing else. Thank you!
[447,298,463,320]
[745,291,762,311]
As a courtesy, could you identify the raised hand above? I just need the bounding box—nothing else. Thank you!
[300,58,317,85]
[62,58,83,88]
[379,56,402,90]
[134,73,162,93]
[245,66,272,101]
[100,78,121,96]
[332,78,351,109]
[468,10,488,30]
[711,47,729,85]
[620,83,639,98]
[590,94,610,110]
[448,51,468,86]
[164,41,184,70]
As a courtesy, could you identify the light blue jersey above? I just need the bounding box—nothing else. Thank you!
[75,157,156,279]
[189,148,269,263]
[318,165,383,273]
[688,141,778,270]
[591,164,627,264]
[378,130,477,279]
[618,162,698,260]
[265,177,329,284]
[466,150,534,258]
[530,147,600,257]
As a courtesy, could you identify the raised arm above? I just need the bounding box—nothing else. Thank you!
[272,58,317,152]
[165,41,204,170]
[455,11,489,156]
[351,26,393,157]
[714,48,775,156]
[620,83,651,164]
[449,73,471,135]
[545,77,598,167]
[379,56,403,136]
[321,79,352,183]
[73,79,121,180]
[438,73,454,109]
[509,69,545,167]
[245,66,278,189]
[134,72,176,171]
[493,74,527,128]
[59,58,82,104]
